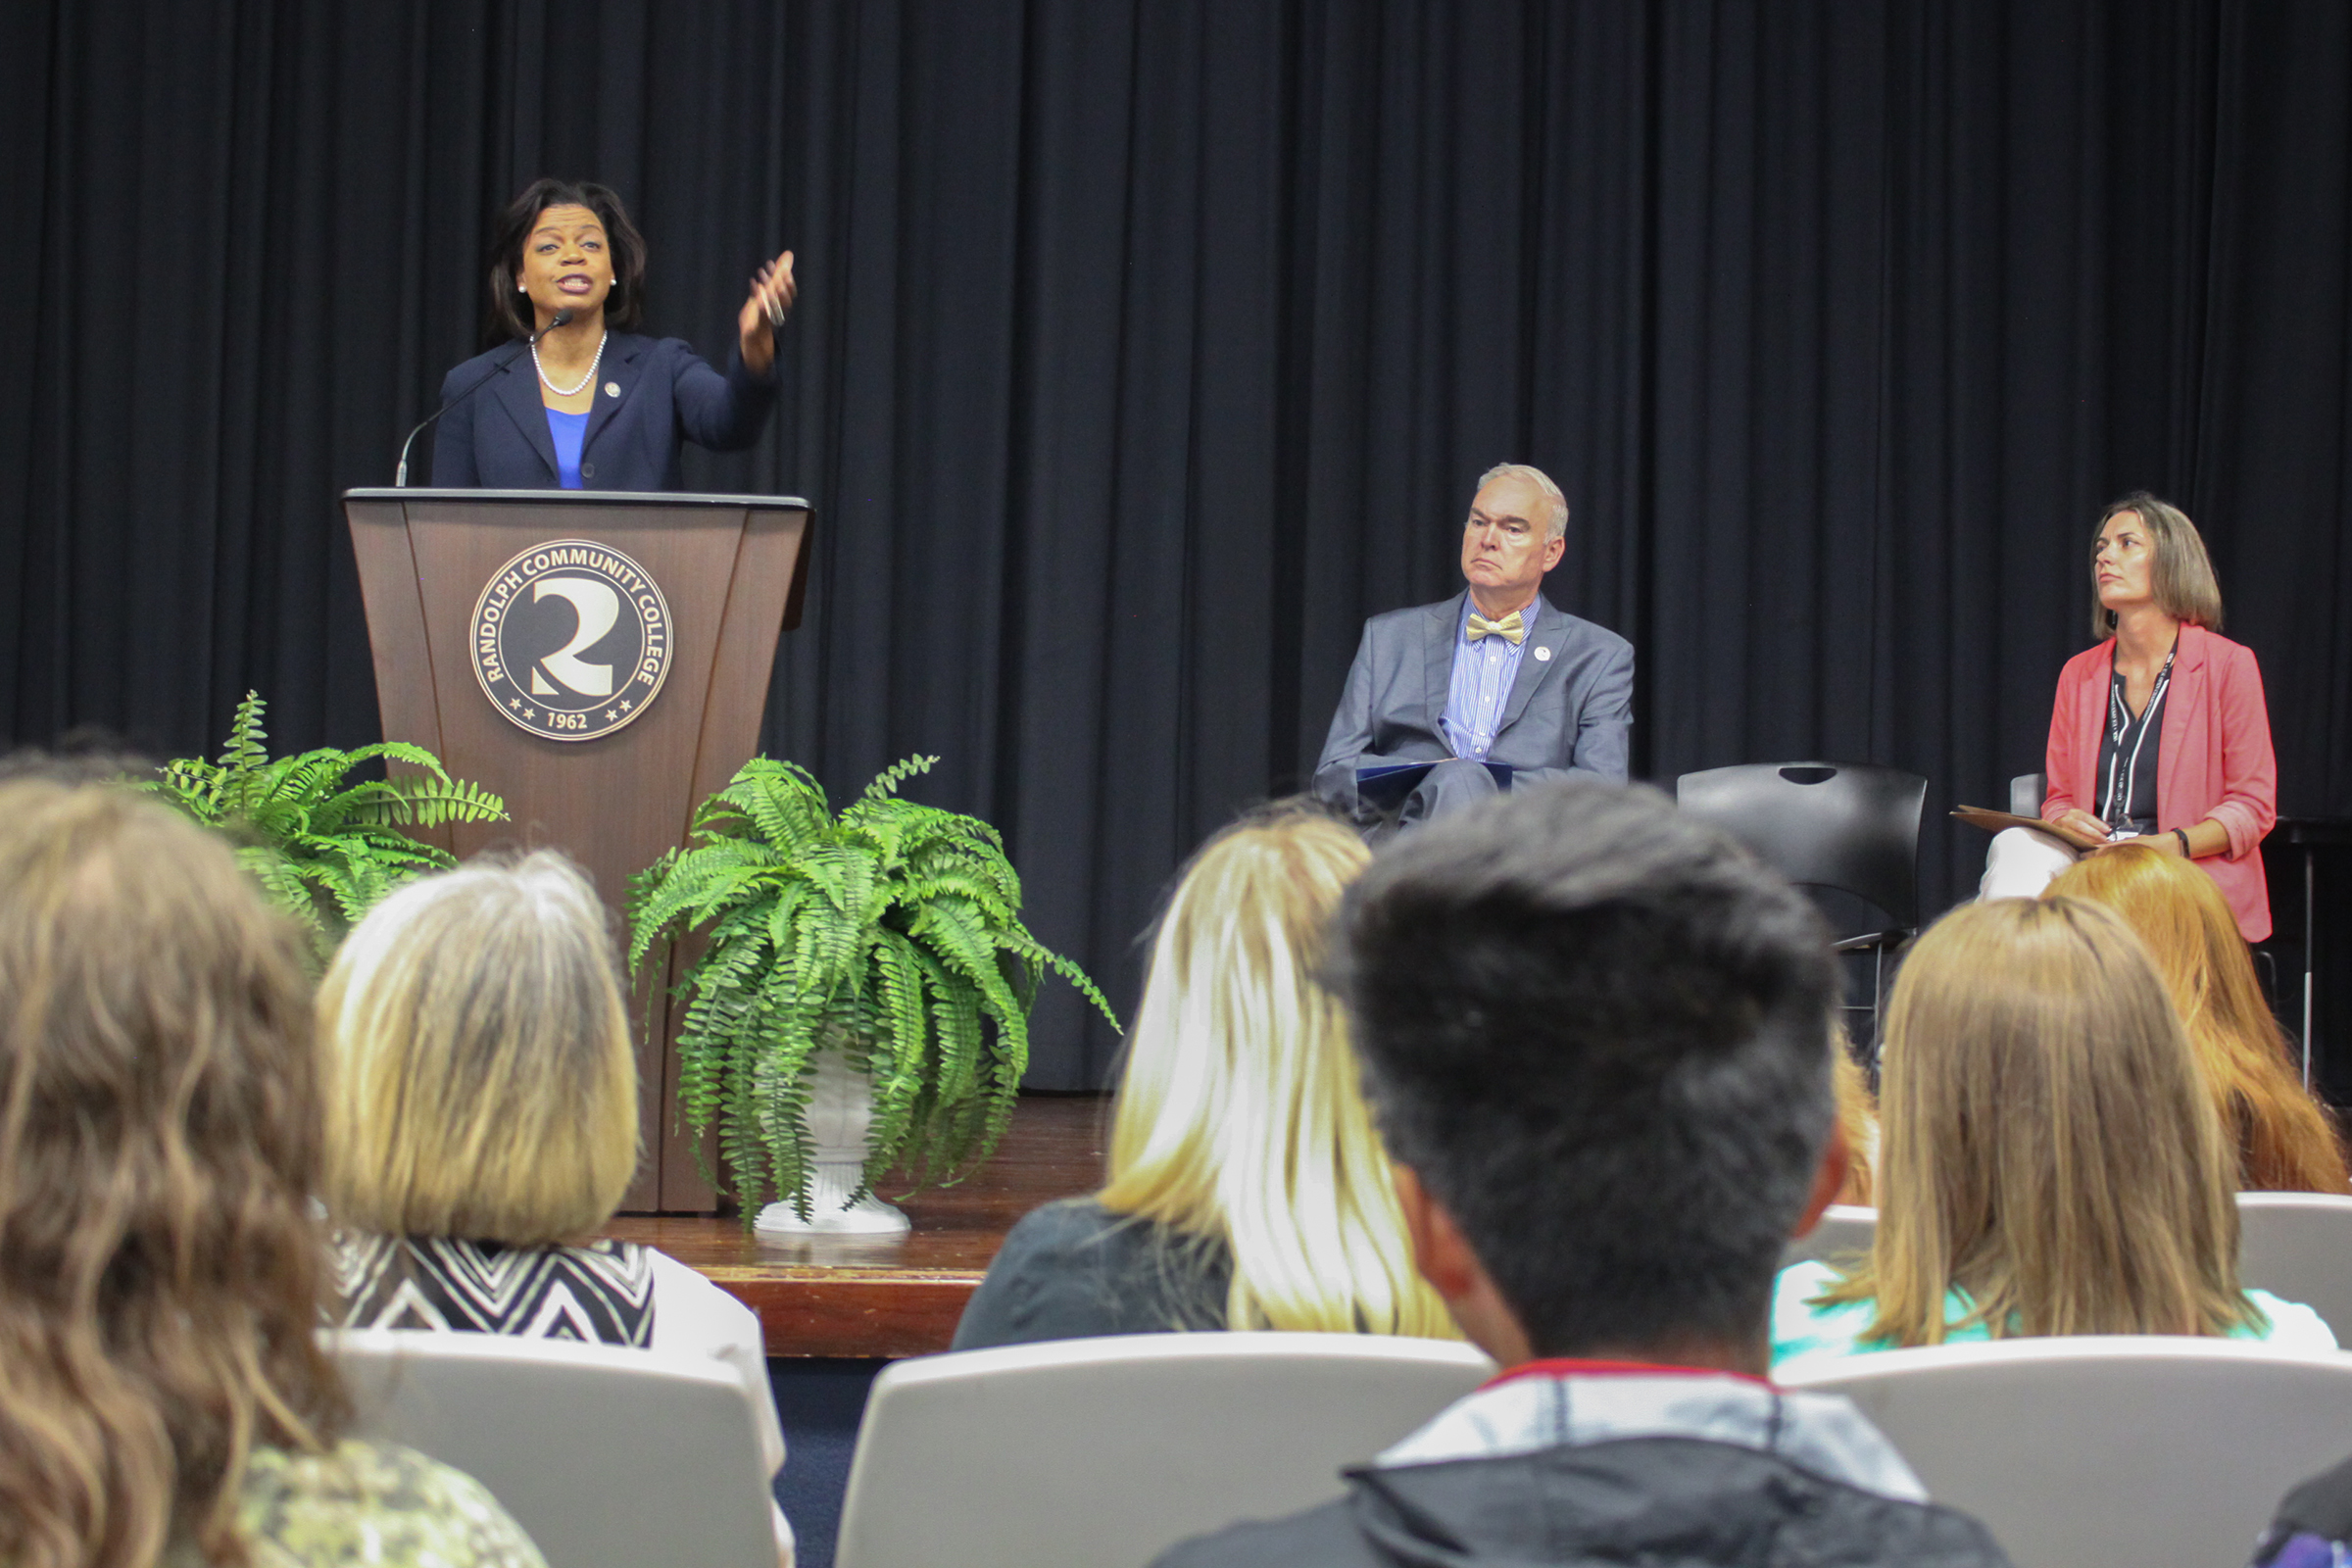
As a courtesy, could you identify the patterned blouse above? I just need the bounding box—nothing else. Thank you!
[332,1234,656,1346]
[165,1439,546,1568]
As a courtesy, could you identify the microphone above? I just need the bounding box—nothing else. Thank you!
[394,308,578,485]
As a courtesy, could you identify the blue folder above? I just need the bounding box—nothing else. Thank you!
[1355,760,1513,812]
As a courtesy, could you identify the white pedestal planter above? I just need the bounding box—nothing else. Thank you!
[753,1047,910,1237]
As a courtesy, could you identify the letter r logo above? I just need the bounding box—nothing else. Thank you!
[532,577,620,696]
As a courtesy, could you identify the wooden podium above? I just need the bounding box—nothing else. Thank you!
[343,488,813,1211]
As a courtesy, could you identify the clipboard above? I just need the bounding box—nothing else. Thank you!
[1357,760,1514,812]
[1950,807,2110,853]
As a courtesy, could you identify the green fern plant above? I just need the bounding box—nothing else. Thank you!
[627,755,1116,1225]
[145,691,508,955]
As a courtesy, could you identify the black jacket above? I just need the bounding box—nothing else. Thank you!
[1153,1435,2015,1568]
[952,1199,1231,1351]
[2251,1448,2352,1565]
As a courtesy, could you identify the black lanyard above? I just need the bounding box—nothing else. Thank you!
[2102,640,2177,828]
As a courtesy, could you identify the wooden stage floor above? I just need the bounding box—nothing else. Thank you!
[604,1094,1109,1358]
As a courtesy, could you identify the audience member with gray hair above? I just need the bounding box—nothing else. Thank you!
[1155,780,2015,1568]
[1312,464,1633,837]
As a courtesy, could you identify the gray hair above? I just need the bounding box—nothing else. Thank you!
[1477,464,1570,542]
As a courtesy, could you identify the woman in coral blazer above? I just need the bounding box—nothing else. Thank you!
[1982,493,2277,942]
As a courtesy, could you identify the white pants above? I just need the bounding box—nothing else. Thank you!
[1979,825,2082,902]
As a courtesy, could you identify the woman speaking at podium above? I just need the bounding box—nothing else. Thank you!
[1981,493,2278,942]
[432,178,795,491]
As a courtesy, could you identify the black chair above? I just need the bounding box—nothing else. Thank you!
[1674,761,1927,1054]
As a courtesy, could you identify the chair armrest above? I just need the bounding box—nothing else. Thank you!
[1831,930,1911,954]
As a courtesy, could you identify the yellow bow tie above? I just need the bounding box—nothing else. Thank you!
[1466,611,1526,645]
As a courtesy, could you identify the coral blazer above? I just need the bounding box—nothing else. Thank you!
[2041,622,2278,941]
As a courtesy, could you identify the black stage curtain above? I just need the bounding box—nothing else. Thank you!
[8,2,2352,1087]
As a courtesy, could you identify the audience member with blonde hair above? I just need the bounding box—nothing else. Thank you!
[2047,841,2347,1193]
[317,851,791,1558]
[1774,897,2332,1371]
[1829,1032,1878,1205]
[955,804,1454,1348]
[0,779,544,1568]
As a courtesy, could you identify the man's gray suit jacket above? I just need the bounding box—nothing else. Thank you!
[1312,591,1635,819]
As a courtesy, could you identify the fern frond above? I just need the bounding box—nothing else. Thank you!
[862,931,933,1185]
[144,690,502,957]
[219,691,270,775]
[858,753,939,805]
[332,775,508,830]
[143,758,231,824]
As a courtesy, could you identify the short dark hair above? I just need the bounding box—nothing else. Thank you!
[484,178,648,344]
[1333,779,1838,1356]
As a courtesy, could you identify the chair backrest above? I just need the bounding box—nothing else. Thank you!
[331,1328,777,1568]
[2237,1193,2352,1342]
[1781,1336,2352,1568]
[1780,1203,1878,1268]
[1673,762,1926,929]
[834,1331,1494,1568]
[2009,771,2047,817]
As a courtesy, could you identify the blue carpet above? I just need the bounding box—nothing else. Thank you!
[769,1358,887,1568]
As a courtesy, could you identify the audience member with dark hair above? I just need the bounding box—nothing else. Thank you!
[316,852,793,1561]
[1154,780,2013,1568]
[1775,897,2333,1369]
[956,805,1454,1348]
[0,780,545,1568]
[2046,841,2348,1192]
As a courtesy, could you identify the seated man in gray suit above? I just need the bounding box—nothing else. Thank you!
[1314,464,1634,832]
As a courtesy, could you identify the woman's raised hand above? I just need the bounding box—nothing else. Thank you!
[738,250,796,375]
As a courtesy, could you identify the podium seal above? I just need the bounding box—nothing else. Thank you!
[470,539,672,742]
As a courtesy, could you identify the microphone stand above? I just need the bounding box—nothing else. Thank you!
[394,307,575,486]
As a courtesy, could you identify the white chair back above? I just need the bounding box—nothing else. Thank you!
[1781,1336,2352,1568]
[1781,1202,1877,1268]
[331,1328,777,1568]
[835,1331,1494,1568]
[2237,1192,2352,1342]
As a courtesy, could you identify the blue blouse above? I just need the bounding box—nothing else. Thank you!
[545,408,589,489]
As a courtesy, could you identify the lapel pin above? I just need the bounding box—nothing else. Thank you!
[605,382,620,397]
[1534,646,1552,662]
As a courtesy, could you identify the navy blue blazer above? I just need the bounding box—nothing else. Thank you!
[431,331,778,491]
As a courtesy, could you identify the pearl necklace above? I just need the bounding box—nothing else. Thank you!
[533,329,608,397]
